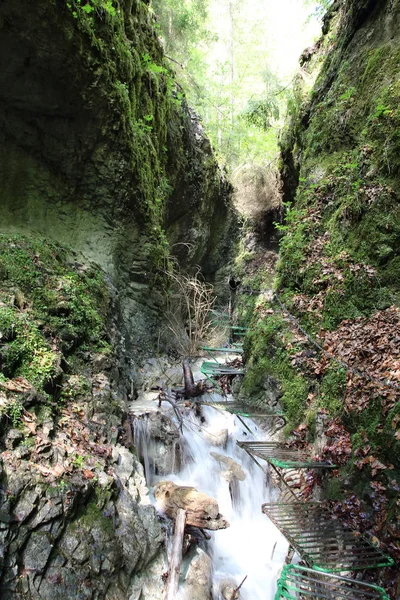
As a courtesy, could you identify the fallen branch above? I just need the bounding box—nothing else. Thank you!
[166,508,186,600]
[158,388,183,432]
[183,358,205,398]
[235,575,247,594]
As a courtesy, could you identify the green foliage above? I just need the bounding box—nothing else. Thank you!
[0,305,58,390]
[142,53,168,76]
[303,0,333,22]
[7,399,24,427]
[242,97,279,131]
[66,0,117,23]
[319,366,346,414]
[339,86,356,102]
[73,454,85,468]
[325,477,345,501]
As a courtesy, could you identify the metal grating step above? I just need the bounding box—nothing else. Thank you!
[230,326,248,343]
[200,361,244,376]
[262,502,394,572]
[201,346,244,363]
[275,564,389,599]
[237,441,336,469]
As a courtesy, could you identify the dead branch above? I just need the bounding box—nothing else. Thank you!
[158,388,183,432]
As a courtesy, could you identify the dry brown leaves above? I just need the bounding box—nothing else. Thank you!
[320,306,400,415]
[322,418,352,466]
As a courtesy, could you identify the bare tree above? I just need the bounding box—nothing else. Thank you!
[164,266,217,357]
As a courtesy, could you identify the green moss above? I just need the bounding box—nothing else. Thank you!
[347,401,400,469]
[0,235,112,407]
[319,366,346,414]
[74,496,114,537]
[325,477,345,501]
[0,305,59,391]
[242,313,309,428]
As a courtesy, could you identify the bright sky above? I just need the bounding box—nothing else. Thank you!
[207,0,321,84]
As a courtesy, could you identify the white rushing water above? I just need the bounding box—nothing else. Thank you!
[145,401,289,600]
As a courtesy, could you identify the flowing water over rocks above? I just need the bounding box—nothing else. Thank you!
[130,359,289,600]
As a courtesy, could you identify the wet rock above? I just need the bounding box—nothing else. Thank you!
[12,488,39,523]
[210,453,246,482]
[238,372,281,410]
[128,549,168,600]
[134,412,181,475]
[154,480,229,530]
[22,530,54,574]
[0,454,164,600]
[220,578,240,600]
[181,547,212,600]
[203,428,228,447]
[5,429,23,449]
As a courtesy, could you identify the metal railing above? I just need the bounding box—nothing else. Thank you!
[275,565,390,599]
[262,502,395,572]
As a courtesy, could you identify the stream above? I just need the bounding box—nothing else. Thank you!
[131,360,289,600]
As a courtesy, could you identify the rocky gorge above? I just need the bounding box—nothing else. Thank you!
[0,0,399,598]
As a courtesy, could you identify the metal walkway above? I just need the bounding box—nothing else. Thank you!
[237,441,336,469]
[200,360,244,391]
[200,361,244,377]
[201,346,244,361]
[206,399,284,417]
[204,402,286,435]
[262,502,395,572]
[275,565,390,600]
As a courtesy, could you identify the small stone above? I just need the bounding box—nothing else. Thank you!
[210,453,246,482]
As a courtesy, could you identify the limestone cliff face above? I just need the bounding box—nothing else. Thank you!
[0,2,237,598]
[0,0,237,354]
[0,236,164,599]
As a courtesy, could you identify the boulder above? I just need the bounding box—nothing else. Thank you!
[180,547,212,600]
[210,453,246,482]
[203,428,228,447]
[154,481,229,530]
[220,579,240,600]
[133,412,181,476]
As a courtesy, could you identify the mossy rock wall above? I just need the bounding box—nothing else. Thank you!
[273,0,400,421]
[0,0,237,354]
[242,1,400,586]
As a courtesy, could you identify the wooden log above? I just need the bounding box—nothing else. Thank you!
[166,508,186,600]
[155,480,229,530]
[183,358,205,398]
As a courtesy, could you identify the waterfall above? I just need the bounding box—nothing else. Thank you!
[132,415,153,485]
[133,400,289,599]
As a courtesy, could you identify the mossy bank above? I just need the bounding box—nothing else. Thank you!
[0,234,167,599]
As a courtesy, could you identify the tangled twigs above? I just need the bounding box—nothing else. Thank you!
[164,265,217,357]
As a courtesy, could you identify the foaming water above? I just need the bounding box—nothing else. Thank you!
[156,403,288,599]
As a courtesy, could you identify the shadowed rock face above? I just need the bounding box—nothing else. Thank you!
[0,2,237,598]
[0,0,237,354]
